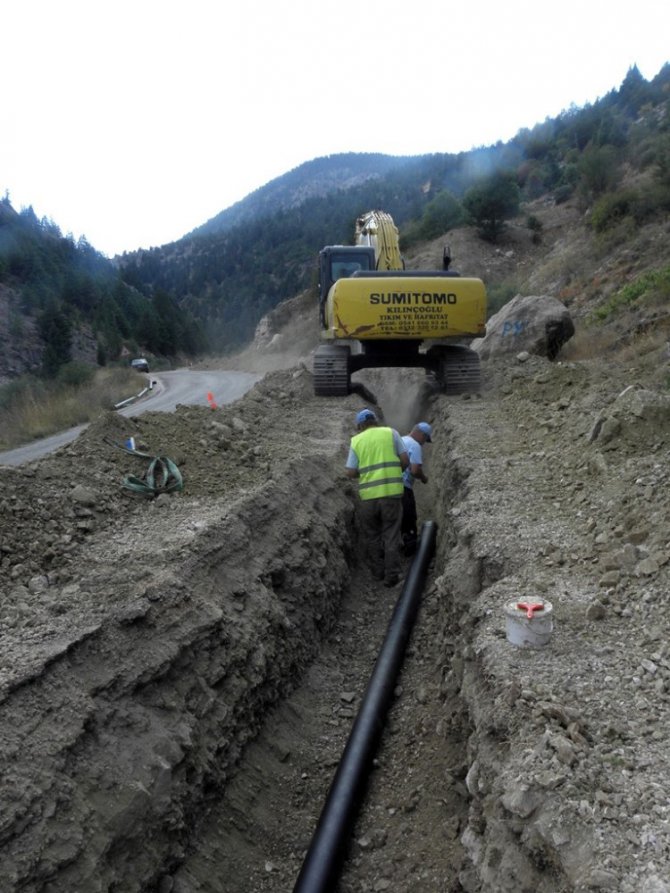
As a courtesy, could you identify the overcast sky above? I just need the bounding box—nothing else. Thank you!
[2,0,668,258]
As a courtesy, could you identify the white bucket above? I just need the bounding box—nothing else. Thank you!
[504,599,553,648]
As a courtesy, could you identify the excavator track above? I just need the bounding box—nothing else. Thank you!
[313,344,350,396]
[436,345,481,395]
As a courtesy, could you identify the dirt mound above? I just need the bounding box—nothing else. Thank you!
[0,366,323,587]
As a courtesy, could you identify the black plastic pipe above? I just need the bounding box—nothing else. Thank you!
[293,520,438,893]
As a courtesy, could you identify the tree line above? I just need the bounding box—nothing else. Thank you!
[0,199,207,378]
[3,62,668,375]
[120,64,670,354]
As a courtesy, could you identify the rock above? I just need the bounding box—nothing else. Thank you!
[501,782,544,818]
[472,294,575,360]
[586,600,607,620]
[70,484,98,507]
[585,868,619,888]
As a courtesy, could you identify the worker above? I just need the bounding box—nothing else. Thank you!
[345,408,409,587]
[401,422,433,556]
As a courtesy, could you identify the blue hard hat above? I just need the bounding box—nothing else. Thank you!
[356,408,377,425]
[417,422,432,442]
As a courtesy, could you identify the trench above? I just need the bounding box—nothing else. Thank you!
[0,372,575,893]
[6,359,643,892]
[156,532,470,892]
[144,392,481,893]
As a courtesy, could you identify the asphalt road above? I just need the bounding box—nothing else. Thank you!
[0,369,261,467]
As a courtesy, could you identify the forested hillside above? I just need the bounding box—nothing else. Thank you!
[1,63,669,384]
[187,153,411,238]
[0,200,206,382]
[119,64,670,353]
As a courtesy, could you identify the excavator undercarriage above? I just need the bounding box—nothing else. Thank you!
[313,341,482,397]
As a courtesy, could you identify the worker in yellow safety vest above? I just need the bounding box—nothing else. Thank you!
[345,408,409,587]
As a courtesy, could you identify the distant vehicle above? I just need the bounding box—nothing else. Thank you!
[130,358,150,373]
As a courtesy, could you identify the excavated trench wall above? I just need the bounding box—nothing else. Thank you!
[429,393,580,893]
[0,456,359,892]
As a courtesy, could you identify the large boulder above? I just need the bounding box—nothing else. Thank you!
[472,294,575,360]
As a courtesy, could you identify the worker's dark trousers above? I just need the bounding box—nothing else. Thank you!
[358,496,403,582]
[401,487,418,556]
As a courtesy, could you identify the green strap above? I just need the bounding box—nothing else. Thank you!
[105,438,183,497]
[121,456,183,497]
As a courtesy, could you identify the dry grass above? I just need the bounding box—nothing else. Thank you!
[562,317,670,395]
[0,367,143,450]
[561,323,620,361]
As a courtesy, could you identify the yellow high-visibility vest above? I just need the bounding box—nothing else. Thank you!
[351,427,404,500]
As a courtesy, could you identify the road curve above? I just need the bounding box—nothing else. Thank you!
[0,369,261,467]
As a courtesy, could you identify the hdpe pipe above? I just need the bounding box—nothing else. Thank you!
[292,520,438,893]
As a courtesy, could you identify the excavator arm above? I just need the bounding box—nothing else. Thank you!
[354,210,405,271]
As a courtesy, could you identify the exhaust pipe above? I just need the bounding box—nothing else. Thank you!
[293,520,438,893]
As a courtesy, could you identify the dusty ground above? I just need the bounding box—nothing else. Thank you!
[2,200,670,892]
[2,337,670,892]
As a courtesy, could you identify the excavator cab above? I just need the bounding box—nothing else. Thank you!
[318,246,375,326]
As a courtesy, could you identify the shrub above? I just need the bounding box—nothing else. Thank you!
[578,144,620,199]
[487,280,519,316]
[526,215,543,244]
[590,185,670,234]
[463,171,521,243]
[420,191,465,240]
[553,184,574,204]
[655,135,670,189]
[57,361,96,387]
[399,220,423,250]
[590,190,637,232]
[591,265,670,321]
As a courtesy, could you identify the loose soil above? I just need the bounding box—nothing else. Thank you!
[2,340,670,893]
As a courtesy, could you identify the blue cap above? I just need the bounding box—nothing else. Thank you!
[417,422,432,442]
[356,408,377,425]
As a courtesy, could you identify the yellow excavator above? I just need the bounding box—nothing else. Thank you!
[313,210,487,396]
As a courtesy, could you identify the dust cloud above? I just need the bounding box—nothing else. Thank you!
[355,367,433,435]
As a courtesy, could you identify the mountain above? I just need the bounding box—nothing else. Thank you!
[187,153,417,238]
[1,63,669,384]
[117,64,670,354]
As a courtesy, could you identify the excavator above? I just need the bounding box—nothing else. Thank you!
[313,210,487,396]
